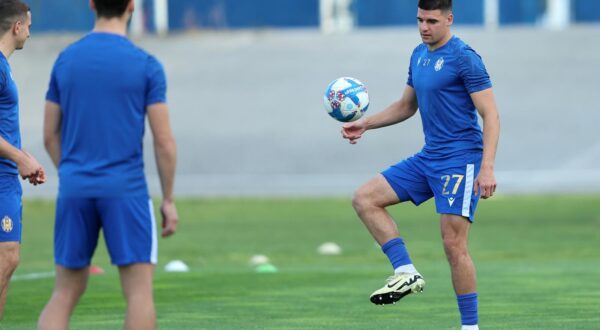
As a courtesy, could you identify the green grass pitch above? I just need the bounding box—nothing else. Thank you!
[3,196,600,329]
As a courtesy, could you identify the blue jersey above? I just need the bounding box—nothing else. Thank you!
[46,32,167,198]
[407,36,491,159]
[0,51,21,177]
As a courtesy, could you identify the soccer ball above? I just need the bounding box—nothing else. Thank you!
[323,77,369,122]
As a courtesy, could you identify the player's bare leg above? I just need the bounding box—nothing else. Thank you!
[441,214,479,328]
[352,174,401,245]
[353,174,425,304]
[440,214,476,293]
[38,266,89,330]
[119,263,155,330]
[0,242,19,320]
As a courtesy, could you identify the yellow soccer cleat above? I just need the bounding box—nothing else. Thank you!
[369,272,425,305]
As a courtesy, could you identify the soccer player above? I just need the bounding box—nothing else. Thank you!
[0,0,46,320]
[342,0,499,329]
[37,0,178,329]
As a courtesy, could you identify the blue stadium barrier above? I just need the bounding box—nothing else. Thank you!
[141,0,156,33]
[573,0,600,22]
[353,0,416,27]
[499,0,546,25]
[23,0,600,32]
[453,0,485,25]
[167,0,319,30]
[354,0,483,26]
[29,0,94,32]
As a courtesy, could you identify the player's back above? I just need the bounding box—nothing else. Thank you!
[47,32,166,198]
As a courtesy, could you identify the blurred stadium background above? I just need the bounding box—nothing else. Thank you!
[15,0,600,198]
[5,1,600,328]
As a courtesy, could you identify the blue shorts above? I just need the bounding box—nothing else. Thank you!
[54,197,157,268]
[382,152,482,221]
[0,176,22,243]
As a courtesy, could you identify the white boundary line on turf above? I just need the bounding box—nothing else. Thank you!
[11,271,55,282]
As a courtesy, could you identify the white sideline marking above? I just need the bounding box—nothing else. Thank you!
[11,271,55,282]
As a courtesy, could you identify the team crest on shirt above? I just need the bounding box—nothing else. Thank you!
[1,216,13,233]
[434,57,444,71]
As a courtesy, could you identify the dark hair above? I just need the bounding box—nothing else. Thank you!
[93,0,130,19]
[0,0,29,34]
[418,0,452,11]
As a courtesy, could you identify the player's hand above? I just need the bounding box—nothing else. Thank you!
[160,199,178,238]
[17,150,46,185]
[27,168,46,186]
[474,166,496,199]
[341,119,367,144]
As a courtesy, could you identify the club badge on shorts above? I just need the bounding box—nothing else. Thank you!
[1,216,13,233]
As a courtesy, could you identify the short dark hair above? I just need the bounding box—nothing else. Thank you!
[93,0,130,19]
[0,0,29,34]
[418,0,452,12]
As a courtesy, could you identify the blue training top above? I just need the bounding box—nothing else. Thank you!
[407,35,492,159]
[46,32,167,198]
[0,51,21,177]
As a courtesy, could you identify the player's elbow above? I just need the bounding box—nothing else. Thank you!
[42,134,51,150]
[43,131,59,152]
[154,134,177,156]
[480,107,500,122]
[397,99,418,117]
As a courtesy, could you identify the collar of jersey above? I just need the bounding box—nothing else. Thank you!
[426,35,455,54]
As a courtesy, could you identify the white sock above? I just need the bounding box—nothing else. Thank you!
[461,325,479,330]
[394,264,417,274]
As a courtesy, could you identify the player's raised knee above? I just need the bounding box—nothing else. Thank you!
[352,184,375,215]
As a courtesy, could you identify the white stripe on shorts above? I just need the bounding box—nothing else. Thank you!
[462,164,475,218]
[148,199,158,264]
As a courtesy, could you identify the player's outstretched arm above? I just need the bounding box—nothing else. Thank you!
[342,85,418,144]
[147,103,178,237]
[43,101,62,168]
[471,88,500,199]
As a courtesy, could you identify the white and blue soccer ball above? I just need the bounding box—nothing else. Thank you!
[323,77,369,122]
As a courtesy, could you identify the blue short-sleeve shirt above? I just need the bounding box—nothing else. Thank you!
[0,51,21,177]
[47,32,167,197]
[407,36,492,158]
